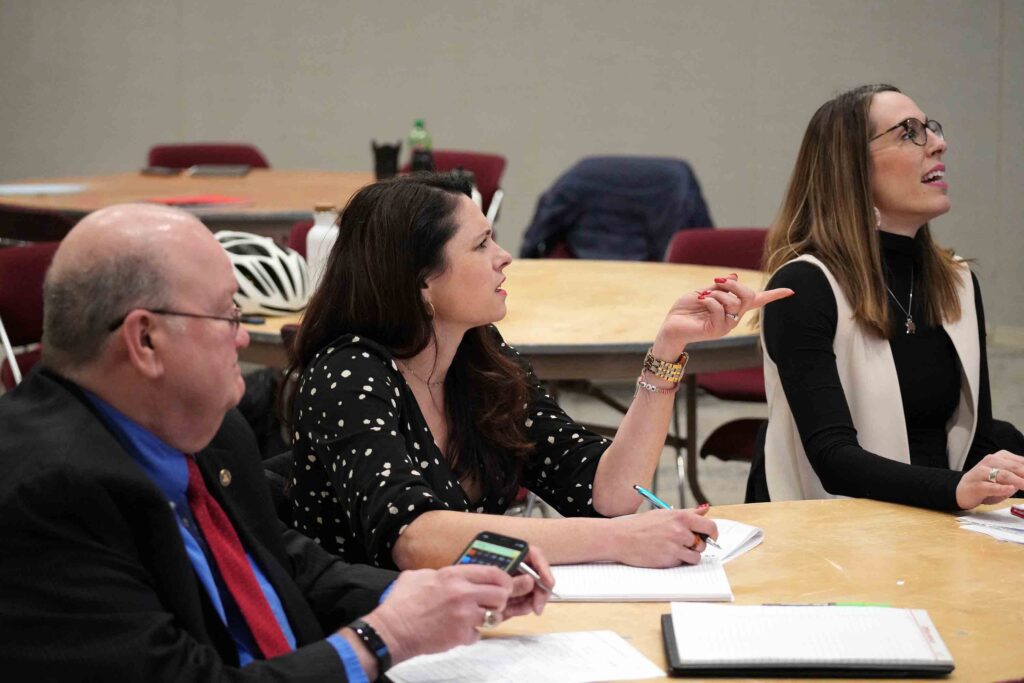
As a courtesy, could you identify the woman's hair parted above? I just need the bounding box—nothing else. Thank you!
[283,173,534,500]
[763,83,962,337]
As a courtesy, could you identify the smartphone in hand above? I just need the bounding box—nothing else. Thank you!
[454,531,528,573]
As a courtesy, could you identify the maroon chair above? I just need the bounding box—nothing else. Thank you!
[288,220,315,259]
[0,204,75,243]
[665,227,769,504]
[402,150,506,219]
[147,143,270,169]
[0,241,60,389]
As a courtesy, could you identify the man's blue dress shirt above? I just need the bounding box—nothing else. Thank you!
[86,393,366,681]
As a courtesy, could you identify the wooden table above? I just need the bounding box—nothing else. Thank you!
[495,498,1024,682]
[243,259,764,375]
[243,259,766,505]
[0,169,374,241]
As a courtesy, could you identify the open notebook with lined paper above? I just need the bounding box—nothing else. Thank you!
[550,559,733,602]
[663,603,954,677]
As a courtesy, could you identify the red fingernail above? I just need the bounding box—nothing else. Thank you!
[701,289,712,295]
[698,503,710,509]
[714,277,727,283]
[730,273,738,278]
[697,295,706,300]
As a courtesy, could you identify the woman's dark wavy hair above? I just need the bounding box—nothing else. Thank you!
[282,173,534,501]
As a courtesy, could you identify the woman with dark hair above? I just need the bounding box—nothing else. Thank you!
[287,173,790,570]
[752,84,1024,510]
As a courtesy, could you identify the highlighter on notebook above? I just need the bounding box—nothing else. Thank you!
[632,484,721,549]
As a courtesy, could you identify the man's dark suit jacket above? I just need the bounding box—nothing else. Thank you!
[0,369,397,682]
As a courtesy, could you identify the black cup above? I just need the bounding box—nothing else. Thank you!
[372,140,401,179]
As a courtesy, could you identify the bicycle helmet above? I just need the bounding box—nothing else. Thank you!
[214,231,309,315]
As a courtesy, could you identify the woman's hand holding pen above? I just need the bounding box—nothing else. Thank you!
[651,272,794,358]
[608,506,718,568]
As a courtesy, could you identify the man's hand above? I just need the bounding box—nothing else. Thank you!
[351,564,516,669]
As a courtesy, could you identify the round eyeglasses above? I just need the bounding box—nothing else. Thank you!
[869,118,944,147]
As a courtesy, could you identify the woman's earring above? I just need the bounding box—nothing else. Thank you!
[425,301,435,319]
[873,206,882,229]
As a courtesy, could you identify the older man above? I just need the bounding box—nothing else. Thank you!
[0,204,550,681]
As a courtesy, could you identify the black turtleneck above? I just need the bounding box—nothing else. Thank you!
[760,230,997,510]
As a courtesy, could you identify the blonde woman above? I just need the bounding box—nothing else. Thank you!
[751,84,1024,510]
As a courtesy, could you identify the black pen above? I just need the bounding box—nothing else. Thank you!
[633,484,721,549]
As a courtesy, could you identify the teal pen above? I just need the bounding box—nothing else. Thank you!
[633,484,721,549]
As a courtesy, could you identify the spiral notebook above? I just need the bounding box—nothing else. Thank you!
[662,603,954,677]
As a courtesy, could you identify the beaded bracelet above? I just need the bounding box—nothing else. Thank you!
[635,370,681,396]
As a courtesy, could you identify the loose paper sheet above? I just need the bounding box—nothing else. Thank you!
[0,183,85,196]
[701,518,763,563]
[386,630,663,683]
[957,507,1024,545]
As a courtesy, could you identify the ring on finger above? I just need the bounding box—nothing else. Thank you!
[988,467,1000,483]
[480,608,501,630]
[725,312,739,321]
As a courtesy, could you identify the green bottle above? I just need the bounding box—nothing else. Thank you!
[408,119,434,172]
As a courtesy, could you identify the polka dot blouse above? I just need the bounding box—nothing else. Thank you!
[289,328,611,569]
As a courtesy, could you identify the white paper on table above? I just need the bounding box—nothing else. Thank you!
[701,518,764,563]
[385,630,664,683]
[956,507,1024,532]
[959,522,1024,545]
[550,558,732,602]
[0,183,85,196]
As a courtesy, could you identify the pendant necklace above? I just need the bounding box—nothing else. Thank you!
[885,264,916,335]
[398,361,445,386]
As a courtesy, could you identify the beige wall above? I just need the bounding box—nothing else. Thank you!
[1,0,1020,326]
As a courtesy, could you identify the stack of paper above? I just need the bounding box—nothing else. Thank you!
[386,630,663,683]
[956,507,1024,545]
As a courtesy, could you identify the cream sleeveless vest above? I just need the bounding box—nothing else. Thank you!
[762,254,980,501]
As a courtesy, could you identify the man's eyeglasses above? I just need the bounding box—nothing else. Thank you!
[869,118,944,147]
[107,306,244,332]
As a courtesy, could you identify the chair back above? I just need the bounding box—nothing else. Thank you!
[0,205,74,242]
[147,143,270,169]
[520,156,712,261]
[666,228,768,404]
[0,241,60,389]
[402,150,506,215]
[0,241,59,347]
[665,228,767,270]
[288,220,314,258]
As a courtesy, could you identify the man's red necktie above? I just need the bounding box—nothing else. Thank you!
[185,456,291,659]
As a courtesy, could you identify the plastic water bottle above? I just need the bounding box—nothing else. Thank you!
[306,204,339,291]
[408,119,434,171]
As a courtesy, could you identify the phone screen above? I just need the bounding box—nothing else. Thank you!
[456,533,527,572]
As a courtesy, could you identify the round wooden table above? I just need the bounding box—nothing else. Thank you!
[496,499,1024,682]
[0,169,374,240]
[243,259,767,506]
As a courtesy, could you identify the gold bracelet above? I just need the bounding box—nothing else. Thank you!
[642,347,689,384]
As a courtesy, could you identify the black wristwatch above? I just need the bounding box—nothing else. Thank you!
[348,618,392,675]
